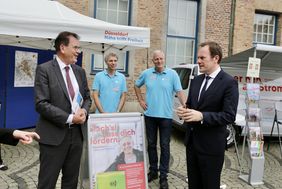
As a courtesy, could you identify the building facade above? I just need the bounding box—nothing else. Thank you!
[57,0,282,111]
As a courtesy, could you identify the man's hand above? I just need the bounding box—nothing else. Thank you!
[13,130,40,144]
[72,108,86,124]
[176,106,203,122]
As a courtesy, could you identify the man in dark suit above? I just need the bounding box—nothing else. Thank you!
[177,41,239,189]
[34,31,92,189]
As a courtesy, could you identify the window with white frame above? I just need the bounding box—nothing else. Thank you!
[91,0,131,74]
[96,0,129,25]
[166,0,198,68]
[253,13,276,45]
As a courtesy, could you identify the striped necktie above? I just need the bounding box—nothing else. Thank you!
[65,66,75,100]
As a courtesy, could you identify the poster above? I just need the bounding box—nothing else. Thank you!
[14,50,38,87]
[88,113,147,189]
[246,57,261,78]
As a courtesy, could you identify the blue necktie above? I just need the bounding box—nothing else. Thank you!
[199,76,211,101]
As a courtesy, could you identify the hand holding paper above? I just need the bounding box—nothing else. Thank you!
[73,108,86,124]
[176,106,203,122]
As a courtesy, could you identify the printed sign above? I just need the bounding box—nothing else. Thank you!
[246,57,261,78]
[88,113,147,189]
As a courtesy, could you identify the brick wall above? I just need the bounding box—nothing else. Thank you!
[205,0,232,58]
[233,0,282,53]
[58,0,88,16]
[57,0,282,111]
[58,0,167,111]
[255,0,282,47]
[277,15,282,46]
[128,0,167,103]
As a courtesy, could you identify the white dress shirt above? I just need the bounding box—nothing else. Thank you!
[56,56,80,123]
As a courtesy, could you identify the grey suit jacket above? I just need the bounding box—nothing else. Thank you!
[34,59,92,146]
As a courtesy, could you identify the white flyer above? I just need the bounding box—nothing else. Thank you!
[246,57,261,78]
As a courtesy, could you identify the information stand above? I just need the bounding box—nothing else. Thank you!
[239,52,264,186]
[239,85,265,185]
[87,112,148,189]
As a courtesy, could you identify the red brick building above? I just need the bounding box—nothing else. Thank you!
[57,0,282,111]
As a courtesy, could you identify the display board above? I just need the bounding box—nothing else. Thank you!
[87,112,148,189]
[0,45,82,129]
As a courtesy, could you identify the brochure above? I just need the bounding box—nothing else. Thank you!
[246,83,260,101]
[249,127,263,141]
[72,91,83,113]
[247,107,261,122]
[250,140,264,157]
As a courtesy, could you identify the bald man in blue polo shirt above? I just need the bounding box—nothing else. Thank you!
[134,50,186,189]
[92,52,127,113]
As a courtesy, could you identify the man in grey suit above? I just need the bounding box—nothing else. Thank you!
[177,41,239,189]
[34,31,92,189]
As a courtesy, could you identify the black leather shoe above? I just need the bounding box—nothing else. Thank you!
[0,164,8,171]
[159,179,169,189]
[147,172,158,182]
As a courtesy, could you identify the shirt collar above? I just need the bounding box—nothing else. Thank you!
[103,70,117,77]
[207,66,221,79]
[153,67,167,74]
[56,56,70,71]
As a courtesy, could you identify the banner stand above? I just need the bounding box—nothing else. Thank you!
[85,112,148,189]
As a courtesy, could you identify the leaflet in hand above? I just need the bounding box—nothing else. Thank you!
[72,91,83,113]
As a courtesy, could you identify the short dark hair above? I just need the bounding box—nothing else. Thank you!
[199,41,222,63]
[54,31,80,52]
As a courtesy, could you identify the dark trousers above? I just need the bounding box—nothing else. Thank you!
[186,143,224,189]
[145,115,172,179]
[38,126,83,189]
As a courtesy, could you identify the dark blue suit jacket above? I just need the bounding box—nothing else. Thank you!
[0,128,18,145]
[185,69,239,155]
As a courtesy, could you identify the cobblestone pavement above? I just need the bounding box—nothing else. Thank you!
[1,129,282,189]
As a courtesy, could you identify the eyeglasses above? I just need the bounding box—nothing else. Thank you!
[72,46,82,52]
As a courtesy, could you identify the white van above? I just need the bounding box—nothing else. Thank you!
[172,44,282,147]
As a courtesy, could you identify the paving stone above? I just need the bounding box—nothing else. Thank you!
[1,129,282,188]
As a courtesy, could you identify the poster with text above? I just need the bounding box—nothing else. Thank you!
[88,113,148,189]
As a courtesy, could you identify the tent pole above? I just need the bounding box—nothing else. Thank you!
[102,43,105,70]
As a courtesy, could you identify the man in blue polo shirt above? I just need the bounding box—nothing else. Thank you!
[134,50,186,189]
[92,52,127,113]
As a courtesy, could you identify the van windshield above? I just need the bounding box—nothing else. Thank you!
[173,68,192,90]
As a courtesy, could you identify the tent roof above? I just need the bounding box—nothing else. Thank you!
[221,44,282,71]
[0,0,150,52]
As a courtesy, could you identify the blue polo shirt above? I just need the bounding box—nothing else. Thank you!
[92,70,127,113]
[135,67,182,119]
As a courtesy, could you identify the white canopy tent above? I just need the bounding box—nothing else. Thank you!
[0,0,150,53]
